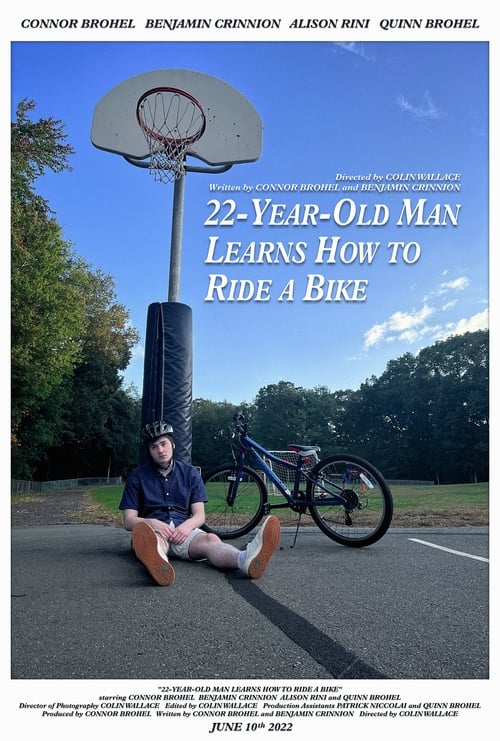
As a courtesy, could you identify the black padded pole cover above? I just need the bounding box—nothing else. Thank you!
[141,302,193,463]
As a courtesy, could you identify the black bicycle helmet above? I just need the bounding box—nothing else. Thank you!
[141,420,174,444]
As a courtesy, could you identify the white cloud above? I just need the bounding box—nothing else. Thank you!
[364,306,488,350]
[334,42,373,61]
[397,90,445,121]
[424,276,469,303]
[438,276,469,293]
[434,309,489,339]
[364,304,434,348]
[363,323,386,348]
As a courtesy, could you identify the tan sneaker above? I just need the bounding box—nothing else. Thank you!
[241,515,281,578]
[131,521,175,586]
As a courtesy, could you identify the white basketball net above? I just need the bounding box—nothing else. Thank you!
[137,88,206,183]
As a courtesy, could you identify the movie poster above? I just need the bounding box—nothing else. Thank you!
[7,1,495,738]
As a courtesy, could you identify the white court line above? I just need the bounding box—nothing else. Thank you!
[409,538,489,562]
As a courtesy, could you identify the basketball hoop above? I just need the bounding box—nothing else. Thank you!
[136,87,206,183]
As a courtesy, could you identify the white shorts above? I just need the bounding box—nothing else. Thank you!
[168,526,205,561]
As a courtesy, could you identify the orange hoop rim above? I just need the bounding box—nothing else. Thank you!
[136,86,207,147]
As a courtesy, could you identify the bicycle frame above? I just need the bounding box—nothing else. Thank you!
[203,412,393,547]
[233,429,349,509]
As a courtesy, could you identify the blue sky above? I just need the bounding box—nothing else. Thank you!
[11,40,489,404]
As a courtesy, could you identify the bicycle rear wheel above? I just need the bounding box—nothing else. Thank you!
[202,464,266,539]
[306,453,393,546]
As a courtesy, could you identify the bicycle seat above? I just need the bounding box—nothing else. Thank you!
[287,444,321,456]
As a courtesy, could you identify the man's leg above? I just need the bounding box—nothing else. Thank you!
[189,516,281,578]
[131,521,176,586]
[239,516,281,578]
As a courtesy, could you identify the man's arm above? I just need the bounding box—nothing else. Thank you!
[122,508,144,531]
[122,508,172,533]
[188,500,206,529]
[165,501,206,544]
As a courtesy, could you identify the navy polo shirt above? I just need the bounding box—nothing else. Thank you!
[119,460,208,526]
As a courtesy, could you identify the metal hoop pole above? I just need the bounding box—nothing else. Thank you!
[168,171,186,302]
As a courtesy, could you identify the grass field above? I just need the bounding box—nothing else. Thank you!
[90,481,488,528]
[386,482,488,527]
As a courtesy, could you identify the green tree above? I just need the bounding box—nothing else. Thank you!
[44,270,140,478]
[192,399,240,472]
[342,331,488,483]
[11,99,141,479]
[351,354,421,475]
[414,330,488,483]
[11,100,86,475]
[251,381,310,448]
[251,381,341,455]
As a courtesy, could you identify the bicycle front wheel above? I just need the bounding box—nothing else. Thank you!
[306,454,393,547]
[202,464,267,539]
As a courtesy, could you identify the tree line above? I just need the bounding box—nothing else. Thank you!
[11,101,488,485]
[193,327,488,485]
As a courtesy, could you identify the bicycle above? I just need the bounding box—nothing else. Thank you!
[202,412,393,547]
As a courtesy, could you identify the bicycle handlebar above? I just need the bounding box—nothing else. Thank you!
[232,411,248,434]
